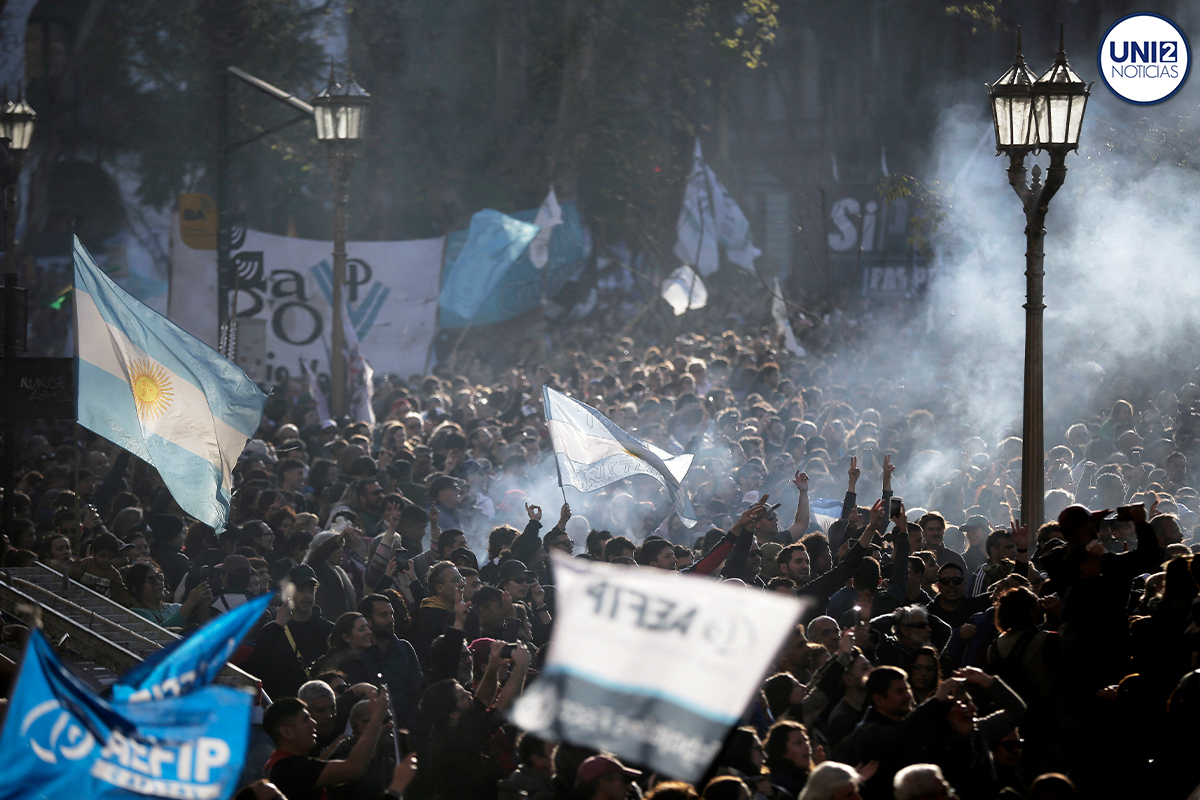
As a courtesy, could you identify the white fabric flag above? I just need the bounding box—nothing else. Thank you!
[674,139,760,275]
[543,386,696,526]
[299,357,330,422]
[661,265,707,316]
[510,554,806,782]
[528,186,563,269]
[771,278,806,356]
[673,140,719,275]
[708,162,760,273]
[340,295,375,425]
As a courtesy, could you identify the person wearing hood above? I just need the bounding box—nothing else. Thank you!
[304,529,357,621]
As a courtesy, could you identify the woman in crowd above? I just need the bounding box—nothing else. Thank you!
[123,562,211,628]
[312,611,375,684]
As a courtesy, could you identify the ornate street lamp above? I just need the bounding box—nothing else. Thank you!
[987,27,1089,529]
[1,93,36,273]
[0,95,37,153]
[311,66,371,418]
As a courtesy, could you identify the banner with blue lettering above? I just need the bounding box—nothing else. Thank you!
[0,630,252,800]
[509,554,804,782]
[438,201,589,328]
[114,593,271,703]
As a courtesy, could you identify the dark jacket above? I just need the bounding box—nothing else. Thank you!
[363,634,424,728]
[497,765,554,800]
[834,697,952,800]
[243,610,335,702]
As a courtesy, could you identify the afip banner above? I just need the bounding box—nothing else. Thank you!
[509,554,805,782]
[0,629,252,800]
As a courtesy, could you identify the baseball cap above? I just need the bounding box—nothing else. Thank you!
[497,559,535,584]
[962,515,991,532]
[91,532,126,554]
[429,475,463,498]
[218,554,252,574]
[577,755,642,784]
[285,563,319,586]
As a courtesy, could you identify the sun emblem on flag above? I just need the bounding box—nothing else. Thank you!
[128,359,174,419]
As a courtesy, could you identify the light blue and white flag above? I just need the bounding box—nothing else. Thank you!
[673,139,760,275]
[543,386,697,526]
[510,554,805,782]
[114,593,272,703]
[438,209,540,321]
[74,236,266,531]
[0,629,252,800]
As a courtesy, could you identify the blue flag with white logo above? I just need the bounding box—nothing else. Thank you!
[113,593,272,703]
[74,236,266,532]
[0,629,252,800]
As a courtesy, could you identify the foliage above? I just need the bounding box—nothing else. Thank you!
[879,174,951,257]
[944,1,1004,35]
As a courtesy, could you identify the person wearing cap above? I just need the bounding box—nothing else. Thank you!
[304,530,358,622]
[576,755,641,800]
[69,532,136,607]
[243,564,335,702]
[457,458,497,522]
[211,554,256,614]
[427,474,468,533]
[959,515,990,578]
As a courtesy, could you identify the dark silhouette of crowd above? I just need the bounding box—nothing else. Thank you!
[3,325,1200,800]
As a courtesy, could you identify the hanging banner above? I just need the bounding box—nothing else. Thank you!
[169,214,444,384]
[823,181,928,297]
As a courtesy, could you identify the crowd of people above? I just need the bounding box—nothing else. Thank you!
[2,323,1200,800]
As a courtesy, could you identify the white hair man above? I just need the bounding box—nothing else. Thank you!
[894,763,957,800]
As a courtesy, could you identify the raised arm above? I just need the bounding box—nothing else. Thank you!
[786,472,811,541]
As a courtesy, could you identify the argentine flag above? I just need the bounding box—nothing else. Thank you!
[544,386,697,526]
[73,236,265,530]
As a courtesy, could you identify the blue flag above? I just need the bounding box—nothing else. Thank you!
[0,630,252,800]
[113,593,272,703]
[74,236,266,532]
[439,201,588,328]
[437,209,540,321]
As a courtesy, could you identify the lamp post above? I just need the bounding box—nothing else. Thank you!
[987,28,1089,528]
[0,92,35,538]
[311,67,370,419]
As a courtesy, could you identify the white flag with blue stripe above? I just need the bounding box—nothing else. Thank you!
[510,554,805,782]
[73,236,265,531]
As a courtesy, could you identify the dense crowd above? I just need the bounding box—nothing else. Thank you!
[2,323,1200,800]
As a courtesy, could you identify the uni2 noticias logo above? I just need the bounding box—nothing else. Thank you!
[1098,13,1191,104]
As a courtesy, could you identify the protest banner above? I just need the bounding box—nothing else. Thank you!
[510,554,804,783]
